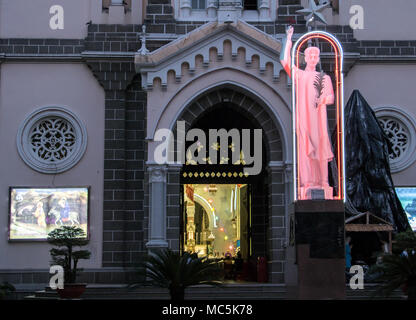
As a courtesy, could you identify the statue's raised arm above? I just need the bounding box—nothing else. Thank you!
[280,26,294,77]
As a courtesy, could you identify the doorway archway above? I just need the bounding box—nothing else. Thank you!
[160,86,289,283]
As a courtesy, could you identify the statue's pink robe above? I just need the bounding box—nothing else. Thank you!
[293,66,334,188]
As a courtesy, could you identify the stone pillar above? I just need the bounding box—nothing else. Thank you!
[146,164,169,249]
[292,200,345,299]
[207,0,218,19]
[166,164,182,251]
[258,0,270,20]
[180,0,192,18]
[267,161,287,283]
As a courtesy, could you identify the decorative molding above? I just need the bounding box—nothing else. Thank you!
[16,106,87,174]
[147,165,168,183]
[374,106,416,173]
[136,21,283,90]
[174,0,276,22]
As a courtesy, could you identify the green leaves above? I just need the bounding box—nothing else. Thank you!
[369,252,416,299]
[47,226,90,284]
[129,249,223,300]
[313,70,325,108]
[47,226,88,247]
[393,230,416,255]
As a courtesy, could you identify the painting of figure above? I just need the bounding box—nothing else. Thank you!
[9,187,89,240]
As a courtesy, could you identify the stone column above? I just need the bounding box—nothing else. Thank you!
[146,164,169,249]
[180,0,192,18]
[267,161,287,283]
[207,0,218,19]
[258,0,270,20]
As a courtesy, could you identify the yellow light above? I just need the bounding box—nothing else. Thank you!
[224,236,228,240]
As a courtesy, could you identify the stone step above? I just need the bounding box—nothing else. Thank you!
[345,284,406,300]
[25,283,287,300]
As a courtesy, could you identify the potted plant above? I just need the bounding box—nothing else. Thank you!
[368,230,416,300]
[129,248,223,301]
[47,226,91,299]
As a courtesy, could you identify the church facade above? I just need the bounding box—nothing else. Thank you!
[0,0,415,287]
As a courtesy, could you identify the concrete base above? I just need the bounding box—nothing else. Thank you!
[292,200,345,300]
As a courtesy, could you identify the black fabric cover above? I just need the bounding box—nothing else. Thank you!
[344,90,410,232]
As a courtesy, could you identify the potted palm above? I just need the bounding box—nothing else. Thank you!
[47,226,91,299]
[368,230,416,300]
[369,252,416,300]
[129,249,223,301]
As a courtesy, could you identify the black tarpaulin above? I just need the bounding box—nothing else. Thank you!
[344,90,410,233]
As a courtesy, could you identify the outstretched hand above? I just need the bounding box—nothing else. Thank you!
[286,26,294,39]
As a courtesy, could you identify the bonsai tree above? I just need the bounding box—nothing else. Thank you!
[47,226,91,284]
[129,248,223,301]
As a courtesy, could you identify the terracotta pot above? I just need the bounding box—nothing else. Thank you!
[57,283,87,299]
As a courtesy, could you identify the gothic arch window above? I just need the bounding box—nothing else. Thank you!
[17,107,87,174]
[374,106,416,173]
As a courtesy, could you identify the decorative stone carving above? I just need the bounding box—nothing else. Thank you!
[174,0,276,21]
[17,106,87,174]
[374,106,416,173]
[136,22,283,90]
[148,165,167,183]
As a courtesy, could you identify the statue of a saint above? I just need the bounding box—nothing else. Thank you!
[280,26,335,200]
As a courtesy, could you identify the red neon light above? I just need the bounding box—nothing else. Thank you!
[294,34,343,200]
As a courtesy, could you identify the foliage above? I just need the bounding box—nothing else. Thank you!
[313,70,325,108]
[47,226,91,284]
[368,251,416,300]
[393,230,416,255]
[0,282,15,300]
[129,249,223,301]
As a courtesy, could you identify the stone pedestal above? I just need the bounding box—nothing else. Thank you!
[292,200,345,299]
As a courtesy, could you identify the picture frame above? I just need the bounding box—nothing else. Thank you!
[395,186,416,231]
[8,186,90,241]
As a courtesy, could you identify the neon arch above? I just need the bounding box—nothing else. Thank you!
[291,31,345,202]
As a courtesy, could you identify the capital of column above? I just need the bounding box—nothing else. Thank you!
[147,164,168,183]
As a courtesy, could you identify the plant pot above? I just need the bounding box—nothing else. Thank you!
[57,283,87,299]
[401,282,408,295]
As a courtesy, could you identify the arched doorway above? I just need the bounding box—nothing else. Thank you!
[180,105,268,265]
[162,86,289,283]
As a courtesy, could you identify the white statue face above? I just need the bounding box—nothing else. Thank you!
[304,48,320,68]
